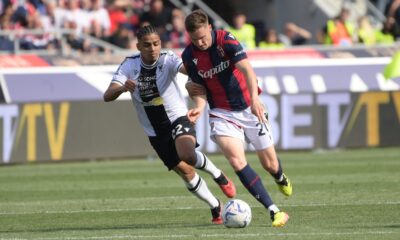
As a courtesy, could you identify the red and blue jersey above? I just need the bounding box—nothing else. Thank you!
[182,30,252,111]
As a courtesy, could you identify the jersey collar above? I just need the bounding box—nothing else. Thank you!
[211,30,216,46]
[140,55,159,69]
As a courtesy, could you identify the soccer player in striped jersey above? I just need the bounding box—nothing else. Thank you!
[182,10,292,227]
[103,25,236,224]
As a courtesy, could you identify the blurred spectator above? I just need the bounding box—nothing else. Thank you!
[11,0,37,28]
[139,0,172,36]
[29,0,45,14]
[20,12,55,50]
[0,3,15,30]
[281,22,312,46]
[107,0,129,35]
[50,0,68,30]
[320,7,355,46]
[226,13,256,50]
[385,0,400,21]
[38,0,57,32]
[62,0,90,36]
[108,22,136,49]
[161,8,189,49]
[0,3,14,50]
[258,28,285,49]
[35,0,65,52]
[377,17,396,44]
[384,0,400,39]
[81,0,92,11]
[357,16,394,46]
[0,0,4,16]
[61,0,93,52]
[87,0,111,38]
[357,15,380,45]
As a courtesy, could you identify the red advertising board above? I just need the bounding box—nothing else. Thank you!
[0,55,50,68]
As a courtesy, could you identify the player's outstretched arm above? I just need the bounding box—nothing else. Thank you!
[187,95,207,123]
[185,80,206,96]
[186,80,207,123]
[178,64,188,75]
[235,59,267,123]
[103,80,136,102]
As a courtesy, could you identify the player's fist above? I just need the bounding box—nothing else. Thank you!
[187,108,202,123]
[124,79,137,92]
[185,80,206,97]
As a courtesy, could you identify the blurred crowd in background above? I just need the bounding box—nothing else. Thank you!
[1,0,400,53]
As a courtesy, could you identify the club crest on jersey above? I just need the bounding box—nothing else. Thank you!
[227,33,236,40]
[158,64,163,72]
[192,58,198,65]
[217,45,225,57]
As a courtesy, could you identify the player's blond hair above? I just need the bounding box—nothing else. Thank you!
[185,9,209,33]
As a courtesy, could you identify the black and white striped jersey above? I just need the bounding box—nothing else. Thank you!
[112,50,187,137]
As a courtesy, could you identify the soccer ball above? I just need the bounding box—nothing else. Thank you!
[222,199,252,228]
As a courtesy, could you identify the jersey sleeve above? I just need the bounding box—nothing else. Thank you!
[111,58,130,86]
[166,50,183,75]
[223,31,248,64]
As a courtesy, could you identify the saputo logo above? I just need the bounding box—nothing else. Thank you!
[198,60,230,79]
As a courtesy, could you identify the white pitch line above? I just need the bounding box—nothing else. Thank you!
[0,207,193,215]
[1,231,396,240]
[201,231,396,238]
[0,201,399,216]
[0,196,195,207]
[6,190,398,207]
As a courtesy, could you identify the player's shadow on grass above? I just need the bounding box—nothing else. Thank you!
[382,224,400,229]
[0,223,216,234]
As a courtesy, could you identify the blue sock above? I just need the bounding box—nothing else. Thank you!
[272,157,283,181]
[236,164,273,208]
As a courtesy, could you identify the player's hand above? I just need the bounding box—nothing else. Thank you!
[186,80,206,97]
[187,108,202,124]
[251,97,267,123]
[124,79,137,92]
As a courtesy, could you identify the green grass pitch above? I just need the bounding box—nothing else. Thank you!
[0,147,399,239]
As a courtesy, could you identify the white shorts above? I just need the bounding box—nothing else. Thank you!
[208,107,274,150]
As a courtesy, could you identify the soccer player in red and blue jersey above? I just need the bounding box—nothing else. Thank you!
[182,10,292,227]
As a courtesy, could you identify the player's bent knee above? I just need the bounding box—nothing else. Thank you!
[178,151,196,165]
[174,161,196,181]
[175,136,197,165]
[229,158,248,171]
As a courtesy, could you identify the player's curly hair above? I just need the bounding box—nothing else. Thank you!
[185,9,209,33]
[136,25,159,41]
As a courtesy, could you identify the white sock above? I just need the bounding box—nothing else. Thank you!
[275,175,284,182]
[194,151,221,179]
[185,173,219,208]
[268,204,280,213]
